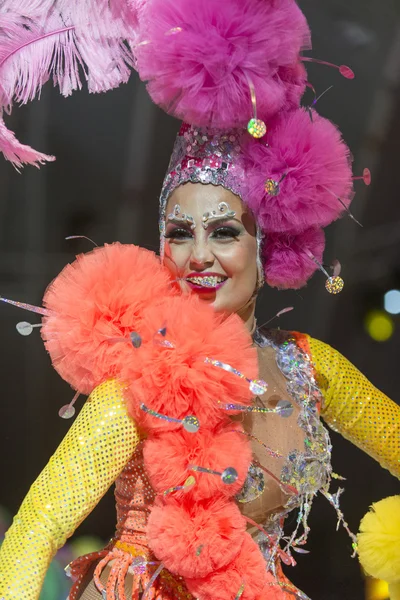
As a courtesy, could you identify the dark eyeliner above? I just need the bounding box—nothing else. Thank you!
[211,225,241,238]
[164,227,193,239]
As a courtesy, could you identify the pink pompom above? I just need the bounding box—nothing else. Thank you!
[186,533,269,600]
[125,295,256,431]
[41,243,175,394]
[277,61,308,107]
[137,0,310,128]
[144,422,252,501]
[243,108,353,233]
[264,228,325,290]
[147,496,246,578]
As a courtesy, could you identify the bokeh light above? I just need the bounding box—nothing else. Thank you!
[365,577,390,600]
[365,310,394,342]
[384,289,400,315]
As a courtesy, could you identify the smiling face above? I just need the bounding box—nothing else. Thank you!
[163,183,258,317]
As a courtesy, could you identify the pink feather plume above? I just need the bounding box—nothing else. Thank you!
[136,0,311,128]
[0,8,135,108]
[0,115,55,169]
[0,2,141,165]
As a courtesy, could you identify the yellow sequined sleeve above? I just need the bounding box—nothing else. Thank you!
[306,336,400,479]
[0,379,139,600]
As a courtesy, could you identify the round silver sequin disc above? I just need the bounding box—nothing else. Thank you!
[221,467,239,485]
[277,399,294,418]
[249,379,268,395]
[182,415,200,433]
[16,321,33,336]
[130,331,142,348]
[59,404,76,419]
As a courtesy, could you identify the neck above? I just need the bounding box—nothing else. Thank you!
[237,298,257,334]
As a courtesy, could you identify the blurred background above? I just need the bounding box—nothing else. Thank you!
[0,0,399,598]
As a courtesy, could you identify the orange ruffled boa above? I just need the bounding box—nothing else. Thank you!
[41,244,303,600]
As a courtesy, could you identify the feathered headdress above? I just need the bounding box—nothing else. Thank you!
[0,0,370,291]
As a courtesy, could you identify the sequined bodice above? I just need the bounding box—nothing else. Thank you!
[113,329,333,556]
[114,443,155,550]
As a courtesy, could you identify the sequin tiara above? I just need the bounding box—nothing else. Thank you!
[159,124,245,222]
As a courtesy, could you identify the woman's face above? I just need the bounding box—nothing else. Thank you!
[164,183,258,315]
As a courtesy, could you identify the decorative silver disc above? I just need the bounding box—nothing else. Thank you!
[277,399,294,418]
[16,321,33,336]
[59,405,76,419]
[130,331,142,348]
[221,467,239,485]
[182,415,200,433]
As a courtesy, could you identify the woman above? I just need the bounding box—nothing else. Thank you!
[0,0,399,598]
[0,121,399,600]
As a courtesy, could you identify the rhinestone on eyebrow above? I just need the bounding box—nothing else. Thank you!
[166,204,196,229]
[202,202,236,229]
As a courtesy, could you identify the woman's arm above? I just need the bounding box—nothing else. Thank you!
[306,335,400,479]
[0,379,139,600]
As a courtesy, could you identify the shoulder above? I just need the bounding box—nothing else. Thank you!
[254,326,312,354]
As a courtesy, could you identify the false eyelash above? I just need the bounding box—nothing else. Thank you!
[211,226,241,238]
[164,228,193,239]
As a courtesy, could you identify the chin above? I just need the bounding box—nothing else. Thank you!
[178,283,238,314]
[208,295,236,315]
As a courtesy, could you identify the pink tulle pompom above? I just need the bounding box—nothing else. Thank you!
[125,295,257,431]
[264,228,325,290]
[143,422,252,501]
[186,533,269,600]
[136,0,310,128]
[277,61,308,108]
[147,496,246,579]
[41,243,175,394]
[243,108,353,233]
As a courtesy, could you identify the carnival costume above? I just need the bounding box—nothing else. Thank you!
[0,1,399,599]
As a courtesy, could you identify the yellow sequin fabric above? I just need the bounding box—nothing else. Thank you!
[308,335,400,479]
[0,379,139,600]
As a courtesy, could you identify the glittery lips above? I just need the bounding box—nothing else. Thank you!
[184,272,228,292]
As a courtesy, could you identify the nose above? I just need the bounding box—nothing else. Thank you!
[189,238,214,270]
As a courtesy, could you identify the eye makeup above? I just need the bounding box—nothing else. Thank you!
[165,219,243,242]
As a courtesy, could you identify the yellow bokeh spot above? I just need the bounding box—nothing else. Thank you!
[365,310,394,342]
[365,577,390,600]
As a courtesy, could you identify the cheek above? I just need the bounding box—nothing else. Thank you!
[216,242,257,278]
[164,242,191,272]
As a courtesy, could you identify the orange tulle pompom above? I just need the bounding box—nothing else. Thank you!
[143,422,252,501]
[39,241,275,599]
[41,243,175,394]
[147,495,246,579]
[186,532,270,600]
[124,294,257,431]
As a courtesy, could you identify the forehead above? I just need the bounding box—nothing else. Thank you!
[165,182,246,218]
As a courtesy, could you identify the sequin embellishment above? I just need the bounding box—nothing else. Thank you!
[236,463,266,503]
